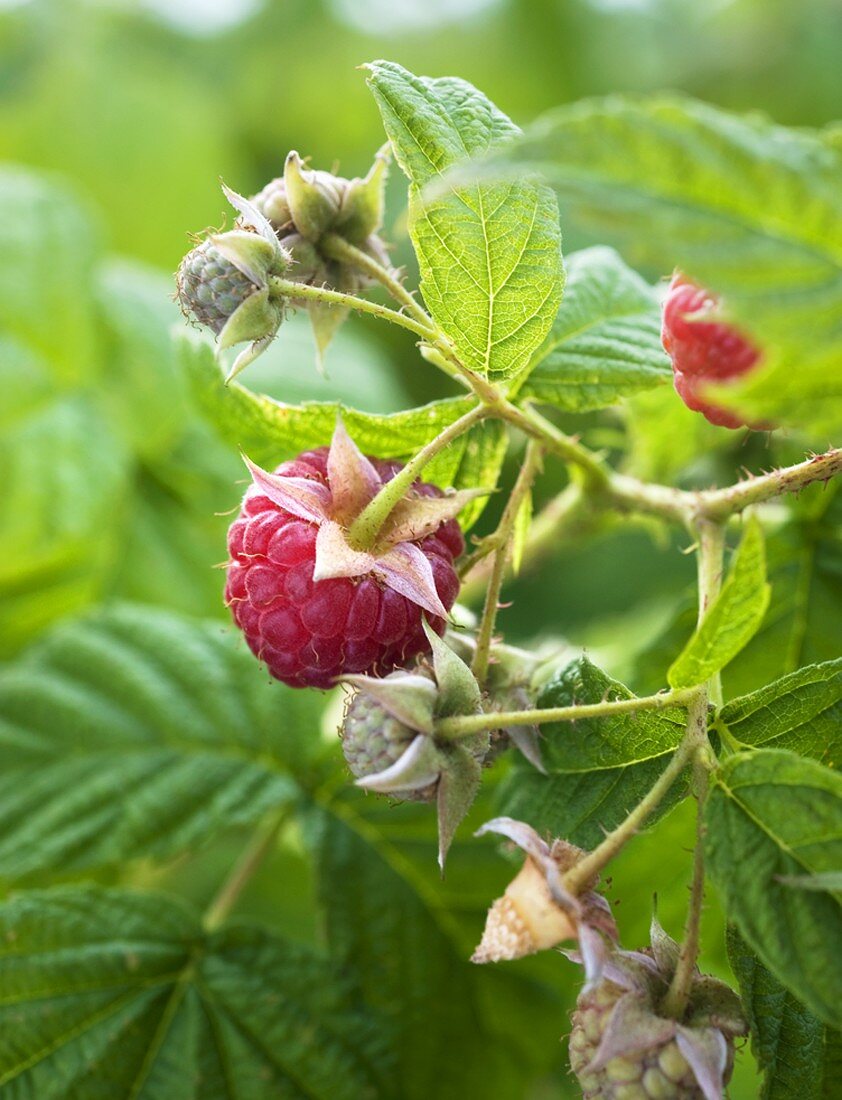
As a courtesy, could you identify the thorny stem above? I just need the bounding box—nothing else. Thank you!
[268,277,437,341]
[563,728,702,895]
[346,402,489,550]
[435,686,697,739]
[659,516,725,1017]
[698,449,842,520]
[472,440,544,686]
[203,808,289,931]
[662,754,709,1019]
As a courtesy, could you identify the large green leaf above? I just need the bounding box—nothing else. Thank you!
[705,749,842,1028]
[0,885,387,1098]
[514,246,670,410]
[470,95,842,432]
[727,925,840,1099]
[312,789,563,1100]
[718,659,842,764]
[668,517,770,688]
[365,60,563,382]
[182,334,504,528]
[499,656,688,847]
[0,605,327,879]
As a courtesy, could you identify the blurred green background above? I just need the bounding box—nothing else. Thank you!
[2,1,839,1096]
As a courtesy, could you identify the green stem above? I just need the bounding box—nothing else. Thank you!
[496,401,611,491]
[203,809,289,931]
[320,234,434,330]
[662,752,709,1019]
[564,726,700,894]
[694,518,726,707]
[268,277,436,341]
[698,448,842,520]
[346,402,489,550]
[472,440,543,685]
[435,686,696,739]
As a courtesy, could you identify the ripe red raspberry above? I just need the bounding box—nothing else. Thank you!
[662,273,767,430]
[224,435,465,690]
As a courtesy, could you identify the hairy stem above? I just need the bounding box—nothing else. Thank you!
[698,448,842,520]
[564,727,701,894]
[472,440,544,685]
[662,753,709,1019]
[320,234,434,330]
[346,403,489,550]
[203,809,289,931]
[435,686,696,739]
[269,277,437,341]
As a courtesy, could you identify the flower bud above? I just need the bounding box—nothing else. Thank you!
[284,151,346,241]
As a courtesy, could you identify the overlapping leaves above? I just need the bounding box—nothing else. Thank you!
[499,656,688,847]
[365,60,563,382]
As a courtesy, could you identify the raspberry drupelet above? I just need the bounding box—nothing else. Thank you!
[224,426,467,689]
[661,272,768,430]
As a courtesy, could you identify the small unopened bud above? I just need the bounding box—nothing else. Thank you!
[284,151,345,241]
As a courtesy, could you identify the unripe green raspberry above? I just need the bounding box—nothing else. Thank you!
[342,685,437,802]
[570,978,725,1099]
[251,176,292,231]
[177,240,255,334]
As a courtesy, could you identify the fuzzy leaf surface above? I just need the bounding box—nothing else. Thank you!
[0,885,387,1098]
[365,60,563,381]
[727,925,841,1099]
[718,659,842,765]
[515,246,670,409]
[669,517,770,688]
[499,656,687,847]
[468,95,842,432]
[0,605,326,878]
[705,749,842,1028]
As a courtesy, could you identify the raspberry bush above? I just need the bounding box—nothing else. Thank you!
[1,56,841,1100]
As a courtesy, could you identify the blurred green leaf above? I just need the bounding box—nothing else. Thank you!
[668,517,770,688]
[312,789,562,1100]
[511,487,532,575]
[478,95,842,433]
[0,384,129,656]
[96,259,188,458]
[727,925,839,1099]
[705,749,842,1028]
[0,166,101,383]
[0,885,387,1098]
[718,659,842,764]
[365,60,563,381]
[499,656,688,847]
[0,605,329,878]
[516,246,670,410]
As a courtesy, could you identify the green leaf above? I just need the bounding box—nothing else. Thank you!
[0,167,101,384]
[499,656,688,847]
[0,605,327,878]
[311,790,563,1100]
[514,246,670,410]
[182,333,502,529]
[668,517,771,688]
[472,95,842,432]
[705,749,842,1028]
[727,924,840,1099]
[0,885,387,1098]
[718,659,842,765]
[0,381,130,657]
[511,488,532,575]
[96,259,189,458]
[365,60,563,381]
